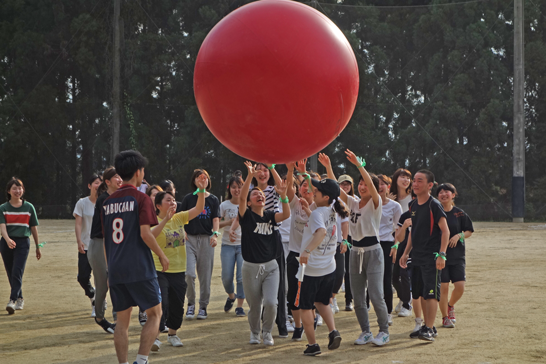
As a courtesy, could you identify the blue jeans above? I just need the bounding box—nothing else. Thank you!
[220,244,244,299]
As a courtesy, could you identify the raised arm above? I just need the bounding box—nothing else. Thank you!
[239,161,258,218]
[286,162,296,202]
[268,164,283,187]
[274,180,290,223]
[319,153,348,203]
[345,149,379,208]
[187,174,208,221]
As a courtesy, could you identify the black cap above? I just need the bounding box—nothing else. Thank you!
[311,178,340,199]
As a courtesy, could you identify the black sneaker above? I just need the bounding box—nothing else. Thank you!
[327,330,342,350]
[418,326,435,342]
[197,307,208,320]
[224,297,236,312]
[410,325,424,339]
[314,316,318,331]
[235,307,246,317]
[304,343,321,356]
[345,303,353,311]
[95,317,116,334]
[279,327,289,338]
[432,326,438,338]
[139,310,147,326]
[292,327,304,341]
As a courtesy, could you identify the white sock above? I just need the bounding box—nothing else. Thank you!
[135,354,148,364]
[120,362,129,364]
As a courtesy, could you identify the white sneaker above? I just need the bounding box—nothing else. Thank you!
[151,338,162,351]
[263,331,274,346]
[6,300,16,315]
[90,297,96,318]
[249,332,261,344]
[398,307,412,317]
[387,314,393,326]
[15,298,24,310]
[394,300,403,313]
[332,297,339,313]
[286,319,295,332]
[354,332,374,345]
[371,331,390,346]
[316,314,323,326]
[413,318,424,332]
[168,335,184,347]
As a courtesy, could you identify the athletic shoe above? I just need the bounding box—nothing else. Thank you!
[442,316,455,328]
[328,330,342,350]
[263,331,274,346]
[286,319,295,332]
[387,314,393,326]
[186,305,195,319]
[235,307,246,317]
[371,331,390,346]
[304,343,321,356]
[224,297,235,312]
[316,313,323,326]
[332,297,339,313]
[418,326,435,342]
[367,303,371,312]
[249,332,261,344]
[168,335,184,347]
[278,330,289,338]
[329,302,336,314]
[196,308,207,320]
[413,318,424,332]
[345,303,353,311]
[448,304,456,323]
[6,300,16,315]
[90,297,96,318]
[95,317,116,334]
[15,298,24,310]
[151,338,162,351]
[292,327,304,341]
[161,325,169,333]
[409,327,422,339]
[394,300,403,314]
[354,332,374,345]
[398,307,412,317]
[139,311,147,326]
[432,326,438,338]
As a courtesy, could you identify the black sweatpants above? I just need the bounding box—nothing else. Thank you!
[392,242,411,310]
[0,237,30,301]
[77,251,95,299]
[157,271,187,331]
[275,247,287,335]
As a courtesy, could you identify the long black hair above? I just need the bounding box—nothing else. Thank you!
[329,196,348,218]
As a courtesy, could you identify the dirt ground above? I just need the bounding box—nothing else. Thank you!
[0,220,545,364]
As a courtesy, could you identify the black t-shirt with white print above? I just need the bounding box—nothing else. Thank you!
[444,206,474,265]
[409,196,447,266]
[239,209,278,264]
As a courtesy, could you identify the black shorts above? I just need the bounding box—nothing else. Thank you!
[441,264,466,283]
[110,278,162,312]
[411,265,441,301]
[298,271,335,310]
[286,251,301,311]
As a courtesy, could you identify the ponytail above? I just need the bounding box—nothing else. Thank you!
[330,197,348,218]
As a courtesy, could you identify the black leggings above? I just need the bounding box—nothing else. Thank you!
[78,251,95,299]
[157,271,186,331]
[332,243,345,294]
[392,243,411,309]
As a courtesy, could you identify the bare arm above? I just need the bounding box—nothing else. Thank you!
[274,181,290,223]
[319,153,348,203]
[188,175,208,221]
[31,226,41,260]
[399,233,413,269]
[239,161,258,219]
[299,228,327,264]
[395,218,411,243]
[210,217,220,247]
[268,164,283,187]
[0,223,15,249]
[340,220,349,254]
[74,215,85,254]
[141,225,169,272]
[345,149,379,208]
[151,215,171,238]
[286,162,296,202]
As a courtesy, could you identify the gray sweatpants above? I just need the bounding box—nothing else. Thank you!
[87,238,109,319]
[185,234,215,308]
[349,244,389,334]
[242,259,279,335]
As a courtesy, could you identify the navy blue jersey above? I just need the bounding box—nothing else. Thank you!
[102,184,158,285]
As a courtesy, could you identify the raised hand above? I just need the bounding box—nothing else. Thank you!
[286,161,296,171]
[318,153,331,168]
[196,173,208,190]
[274,180,288,197]
[244,161,259,178]
[295,159,307,174]
[166,204,176,221]
[345,149,360,166]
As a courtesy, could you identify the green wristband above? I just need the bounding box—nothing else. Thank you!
[459,232,465,243]
[193,188,206,195]
[356,156,366,168]
[279,196,289,204]
[211,231,220,237]
[297,173,313,193]
[37,242,46,248]
[434,252,447,261]
[391,244,398,249]
[268,164,276,170]
[342,239,352,248]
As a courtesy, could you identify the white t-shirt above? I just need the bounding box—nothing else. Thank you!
[398,194,412,213]
[278,202,291,242]
[219,200,241,246]
[337,214,349,242]
[73,197,95,250]
[301,206,337,277]
[379,199,403,242]
[288,196,316,253]
[346,195,382,242]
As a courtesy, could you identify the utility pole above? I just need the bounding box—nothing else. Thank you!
[111,0,121,162]
[310,154,318,173]
[513,0,525,223]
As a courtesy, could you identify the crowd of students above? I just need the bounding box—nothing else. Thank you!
[0,148,474,363]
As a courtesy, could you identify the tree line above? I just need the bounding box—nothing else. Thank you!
[1,0,545,221]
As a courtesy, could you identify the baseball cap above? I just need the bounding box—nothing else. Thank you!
[337,174,353,184]
[311,178,340,199]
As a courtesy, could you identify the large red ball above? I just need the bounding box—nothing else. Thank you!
[194,0,359,164]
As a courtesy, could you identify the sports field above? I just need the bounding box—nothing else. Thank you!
[0,220,544,364]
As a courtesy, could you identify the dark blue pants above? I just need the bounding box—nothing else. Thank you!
[78,252,95,298]
[157,271,186,331]
[0,237,30,301]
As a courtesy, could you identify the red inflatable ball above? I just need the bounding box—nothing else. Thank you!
[194,0,359,164]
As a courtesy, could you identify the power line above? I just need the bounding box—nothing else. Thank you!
[308,0,495,9]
